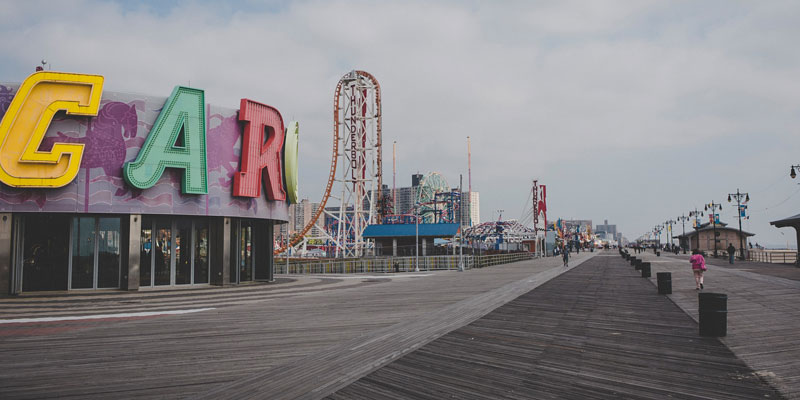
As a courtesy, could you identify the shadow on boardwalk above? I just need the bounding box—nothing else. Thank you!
[330,253,782,399]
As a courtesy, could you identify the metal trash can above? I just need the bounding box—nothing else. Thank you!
[699,293,727,337]
[657,272,672,294]
[634,259,642,271]
[640,262,651,278]
[629,257,637,266]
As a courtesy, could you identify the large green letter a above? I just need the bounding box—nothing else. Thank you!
[124,86,208,194]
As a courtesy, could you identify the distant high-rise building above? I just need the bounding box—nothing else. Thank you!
[411,173,423,187]
[283,199,322,237]
[464,191,480,226]
[596,219,621,242]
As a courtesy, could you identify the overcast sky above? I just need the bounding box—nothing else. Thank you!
[2,0,799,247]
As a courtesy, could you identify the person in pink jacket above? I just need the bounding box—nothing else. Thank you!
[689,249,707,290]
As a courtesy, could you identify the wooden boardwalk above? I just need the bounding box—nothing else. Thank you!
[639,252,800,399]
[1,251,789,399]
[329,253,781,399]
[0,253,587,399]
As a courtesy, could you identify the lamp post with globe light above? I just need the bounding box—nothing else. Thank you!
[705,201,723,257]
[728,189,750,260]
[676,214,690,253]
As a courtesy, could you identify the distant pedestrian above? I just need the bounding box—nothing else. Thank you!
[727,243,736,264]
[690,249,706,290]
[562,246,569,268]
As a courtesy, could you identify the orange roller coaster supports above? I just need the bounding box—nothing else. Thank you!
[275,70,382,255]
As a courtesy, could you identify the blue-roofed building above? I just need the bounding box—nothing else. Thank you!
[362,223,460,256]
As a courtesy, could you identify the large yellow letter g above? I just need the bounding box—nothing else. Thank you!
[0,72,103,187]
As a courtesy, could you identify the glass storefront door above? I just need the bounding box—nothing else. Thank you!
[21,215,70,292]
[71,217,96,289]
[237,221,254,283]
[194,220,209,284]
[154,219,172,286]
[140,217,210,287]
[175,220,191,285]
[97,218,121,288]
[70,216,121,290]
[140,220,152,287]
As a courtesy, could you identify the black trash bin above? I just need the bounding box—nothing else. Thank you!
[640,262,651,278]
[634,259,642,271]
[629,257,637,266]
[699,293,727,337]
[657,272,672,294]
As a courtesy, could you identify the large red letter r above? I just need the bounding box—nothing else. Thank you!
[232,99,286,201]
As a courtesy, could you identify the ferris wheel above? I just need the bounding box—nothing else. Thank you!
[415,172,450,223]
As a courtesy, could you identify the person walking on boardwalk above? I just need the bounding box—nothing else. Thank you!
[727,243,736,264]
[690,249,706,290]
[562,245,569,267]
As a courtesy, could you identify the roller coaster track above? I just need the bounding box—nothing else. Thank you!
[275,70,382,255]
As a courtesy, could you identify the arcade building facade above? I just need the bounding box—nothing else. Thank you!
[0,72,297,295]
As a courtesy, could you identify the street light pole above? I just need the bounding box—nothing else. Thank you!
[415,202,420,272]
[677,214,689,253]
[497,209,504,252]
[654,225,661,251]
[458,175,464,271]
[705,201,723,257]
[728,189,750,261]
[664,219,676,250]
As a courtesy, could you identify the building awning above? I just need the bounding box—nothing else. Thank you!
[770,213,800,228]
[362,223,460,239]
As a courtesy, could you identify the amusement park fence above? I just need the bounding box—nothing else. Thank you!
[275,253,536,274]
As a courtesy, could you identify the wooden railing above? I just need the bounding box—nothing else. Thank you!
[275,253,536,274]
[747,249,798,264]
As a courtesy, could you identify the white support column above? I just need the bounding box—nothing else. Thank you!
[392,238,397,257]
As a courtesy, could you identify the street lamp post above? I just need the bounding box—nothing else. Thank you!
[415,202,420,272]
[664,219,676,250]
[705,201,723,257]
[728,189,750,260]
[688,207,704,252]
[654,225,662,251]
[458,175,464,271]
[677,214,689,253]
[790,164,800,179]
[497,209,504,252]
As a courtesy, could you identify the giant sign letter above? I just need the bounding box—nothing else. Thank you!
[233,99,286,201]
[0,72,103,187]
[123,86,207,194]
[283,121,299,204]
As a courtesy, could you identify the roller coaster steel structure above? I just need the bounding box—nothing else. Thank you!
[275,70,382,258]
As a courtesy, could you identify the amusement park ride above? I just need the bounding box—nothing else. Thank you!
[275,70,382,258]
[276,70,549,258]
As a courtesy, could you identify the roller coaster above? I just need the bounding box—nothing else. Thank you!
[275,70,382,258]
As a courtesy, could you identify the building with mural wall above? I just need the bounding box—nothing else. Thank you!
[0,72,292,294]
